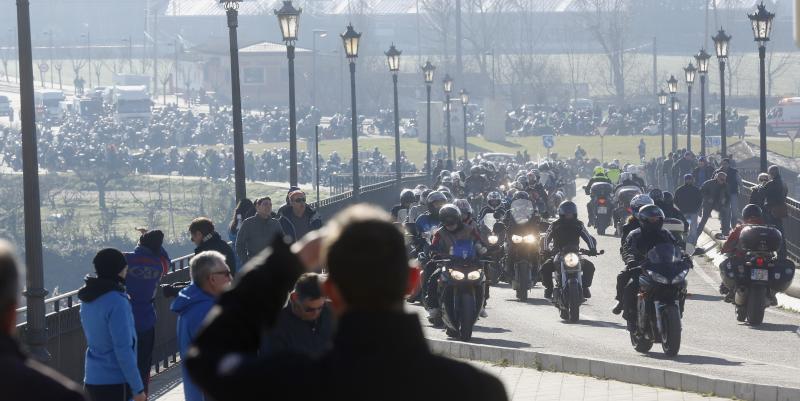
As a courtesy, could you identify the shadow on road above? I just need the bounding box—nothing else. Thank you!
[505,297,551,306]
[570,319,627,330]
[473,325,512,334]
[686,293,723,302]
[644,353,743,366]
[748,322,799,333]
[470,337,533,349]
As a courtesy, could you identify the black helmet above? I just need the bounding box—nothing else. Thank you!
[648,188,664,202]
[512,191,530,201]
[558,201,578,219]
[742,204,763,220]
[470,166,480,176]
[662,191,674,205]
[439,204,462,227]
[637,204,665,233]
[400,189,416,205]
[487,191,503,208]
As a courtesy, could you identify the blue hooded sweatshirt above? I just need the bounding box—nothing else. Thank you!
[78,276,145,395]
[125,246,170,333]
[170,283,215,401]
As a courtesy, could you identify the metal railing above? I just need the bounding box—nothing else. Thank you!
[15,173,431,383]
[329,172,422,196]
[738,179,799,263]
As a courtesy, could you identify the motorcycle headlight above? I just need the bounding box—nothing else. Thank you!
[524,234,537,244]
[512,235,523,244]
[467,270,482,280]
[499,185,506,191]
[671,269,689,284]
[488,235,499,245]
[563,252,580,268]
[647,270,670,285]
[449,269,465,280]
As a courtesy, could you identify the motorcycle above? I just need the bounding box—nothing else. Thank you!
[613,186,642,237]
[722,225,794,326]
[500,198,543,300]
[551,248,603,322]
[589,182,614,235]
[630,243,690,356]
[436,258,486,341]
[467,192,485,214]
[480,212,506,285]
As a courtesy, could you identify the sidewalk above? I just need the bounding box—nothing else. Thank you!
[151,360,733,401]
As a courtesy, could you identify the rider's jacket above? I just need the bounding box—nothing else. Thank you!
[431,224,482,260]
[585,175,612,195]
[621,228,677,268]
[479,205,505,221]
[414,212,441,238]
[464,175,488,195]
[721,218,765,259]
[525,184,550,214]
[543,218,597,253]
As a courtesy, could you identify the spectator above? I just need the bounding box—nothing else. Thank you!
[228,198,255,243]
[0,240,87,401]
[692,156,715,185]
[262,272,333,358]
[697,171,731,241]
[78,248,146,401]
[278,190,322,244]
[662,153,674,191]
[715,158,741,230]
[189,217,237,274]
[674,174,703,246]
[124,229,171,394]
[638,139,646,160]
[671,151,696,190]
[170,251,232,401]
[186,205,507,401]
[749,173,770,206]
[236,197,284,265]
[762,165,788,259]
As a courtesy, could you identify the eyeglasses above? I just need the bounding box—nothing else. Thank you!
[293,198,306,203]
[211,270,232,278]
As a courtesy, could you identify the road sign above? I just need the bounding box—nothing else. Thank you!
[706,136,721,148]
[788,128,798,141]
[542,135,555,149]
[38,63,48,72]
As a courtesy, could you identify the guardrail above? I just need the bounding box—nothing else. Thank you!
[15,173,430,383]
[738,179,799,263]
[329,172,422,196]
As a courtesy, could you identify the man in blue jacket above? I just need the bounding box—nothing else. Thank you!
[125,229,170,394]
[79,248,146,401]
[171,250,232,401]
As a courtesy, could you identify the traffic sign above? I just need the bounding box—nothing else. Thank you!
[38,63,48,72]
[788,128,798,141]
[706,136,722,147]
[542,135,555,149]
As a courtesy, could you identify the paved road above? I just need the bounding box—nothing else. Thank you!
[412,179,800,388]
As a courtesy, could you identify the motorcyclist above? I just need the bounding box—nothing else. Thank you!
[465,166,488,195]
[606,162,622,184]
[619,194,654,247]
[575,145,587,160]
[540,201,599,300]
[614,172,642,192]
[524,175,550,216]
[407,188,433,232]
[479,191,506,221]
[454,199,478,232]
[391,189,417,223]
[659,191,689,232]
[412,191,448,250]
[719,204,767,303]
[450,172,465,198]
[584,167,613,226]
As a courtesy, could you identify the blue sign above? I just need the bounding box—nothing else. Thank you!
[706,136,721,147]
[542,135,555,149]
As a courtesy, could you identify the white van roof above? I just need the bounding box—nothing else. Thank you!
[777,97,800,105]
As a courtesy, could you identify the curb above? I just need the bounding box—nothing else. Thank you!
[426,338,800,401]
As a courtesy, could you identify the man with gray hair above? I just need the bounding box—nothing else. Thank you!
[170,251,232,401]
[0,240,87,401]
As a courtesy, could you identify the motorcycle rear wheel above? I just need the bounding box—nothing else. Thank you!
[746,286,767,326]
[660,305,682,356]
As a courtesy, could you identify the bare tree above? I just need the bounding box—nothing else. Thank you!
[462,0,509,75]
[74,149,131,210]
[92,60,105,87]
[0,44,10,83]
[575,0,631,105]
[421,0,454,73]
[159,62,174,104]
[53,60,63,89]
[70,54,86,94]
[766,49,794,98]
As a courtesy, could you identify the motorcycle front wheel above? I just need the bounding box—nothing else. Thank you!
[660,305,682,356]
[567,284,581,322]
[515,263,530,301]
[458,291,477,341]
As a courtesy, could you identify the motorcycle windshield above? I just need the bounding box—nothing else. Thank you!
[451,239,476,260]
[644,243,684,278]
[482,213,497,232]
[510,199,535,224]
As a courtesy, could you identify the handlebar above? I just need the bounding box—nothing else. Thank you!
[579,249,604,256]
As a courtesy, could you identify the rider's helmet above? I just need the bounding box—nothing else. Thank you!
[512,191,530,201]
[419,189,433,206]
[400,189,416,206]
[516,175,529,188]
[487,191,503,208]
[593,166,606,176]
[453,199,473,219]
[609,162,619,170]
[484,161,497,175]
[648,188,664,202]
[637,204,665,234]
[557,201,578,220]
[469,166,481,176]
[662,191,674,205]
[441,175,453,187]
[742,204,763,220]
[426,191,447,211]
[450,171,462,186]
[629,194,654,214]
[439,169,451,178]
[619,172,632,183]
[439,187,454,202]
[439,204,462,229]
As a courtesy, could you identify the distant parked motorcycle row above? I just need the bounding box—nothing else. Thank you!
[393,152,795,359]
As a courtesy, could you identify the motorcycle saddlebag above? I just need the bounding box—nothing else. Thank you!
[739,225,782,253]
[770,259,796,292]
[590,182,614,197]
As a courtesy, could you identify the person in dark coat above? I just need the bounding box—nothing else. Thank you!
[278,190,322,244]
[692,157,715,186]
[762,165,789,259]
[189,217,236,273]
[714,158,741,231]
[674,174,703,244]
[186,205,507,401]
[662,153,674,191]
[696,171,731,240]
[671,151,696,191]
[0,240,88,401]
[748,173,770,207]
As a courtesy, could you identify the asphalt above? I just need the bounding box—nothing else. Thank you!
[411,179,800,389]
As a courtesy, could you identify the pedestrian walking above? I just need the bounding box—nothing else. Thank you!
[186,205,507,401]
[715,158,741,230]
[696,171,731,241]
[638,139,646,160]
[662,153,674,192]
[170,251,232,401]
[278,190,322,244]
[762,165,788,259]
[189,217,237,274]
[79,248,146,401]
[671,151,696,192]
[236,197,284,265]
[0,240,88,401]
[692,157,715,185]
[749,173,770,206]
[125,229,171,394]
[674,174,702,245]
[228,198,255,244]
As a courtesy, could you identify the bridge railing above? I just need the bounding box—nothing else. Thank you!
[15,173,430,383]
[738,179,799,263]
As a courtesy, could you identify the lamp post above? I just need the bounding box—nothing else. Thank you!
[748,2,775,173]
[712,28,731,158]
[695,49,710,156]
[341,24,362,199]
[460,89,469,161]
[658,89,668,158]
[443,74,453,162]
[222,0,247,202]
[16,0,49,362]
[386,43,402,184]
[311,29,327,110]
[275,0,301,187]
[684,62,696,152]
[667,75,678,152]
[422,61,435,178]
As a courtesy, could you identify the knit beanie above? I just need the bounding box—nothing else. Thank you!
[93,248,128,279]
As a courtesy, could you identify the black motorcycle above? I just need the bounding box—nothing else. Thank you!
[480,212,506,285]
[499,198,543,300]
[550,248,603,322]
[588,182,614,235]
[436,258,486,341]
[630,243,690,357]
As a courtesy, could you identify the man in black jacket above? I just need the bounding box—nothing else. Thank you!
[186,205,507,401]
[189,217,237,273]
[674,174,702,245]
[714,158,740,232]
[762,165,788,259]
[696,172,730,241]
[0,241,87,401]
[671,151,696,191]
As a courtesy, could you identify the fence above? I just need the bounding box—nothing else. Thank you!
[15,173,431,383]
[328,172,423,196]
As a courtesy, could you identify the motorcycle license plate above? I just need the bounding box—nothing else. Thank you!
[750,269,769,281]
[597,207,608,214]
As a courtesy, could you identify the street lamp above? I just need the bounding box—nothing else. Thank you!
[311,29,327,109]
[748,2,775,173]
[222,0,247,202]
[275,0,302,187]
[385,43,402,184]
[422,60,435,178]
[667,75,678,152]
[684,62,696,152]
[460,89,469,161]
[658,89,668,158]
[443,73,454,162]
[712,28,732,158]
[341,23,362,199]
[695,48,711,156]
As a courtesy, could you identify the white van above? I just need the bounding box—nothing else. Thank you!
[34,89,65,122]
[0,95,11,117]
[767,97,800,136]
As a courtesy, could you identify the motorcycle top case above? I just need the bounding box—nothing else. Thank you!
[614,186,642,207]
[739,225,782,253]
[590,182,614,197]
[770,258,796,292]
